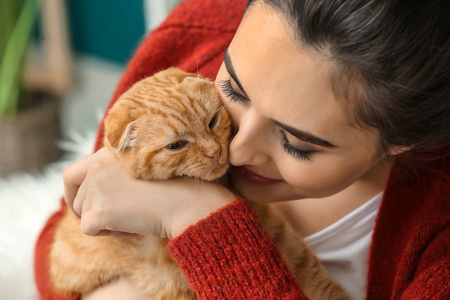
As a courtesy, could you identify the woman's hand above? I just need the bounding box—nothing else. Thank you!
[63,147,236,239]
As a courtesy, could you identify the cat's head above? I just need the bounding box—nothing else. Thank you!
[104,68,231,181]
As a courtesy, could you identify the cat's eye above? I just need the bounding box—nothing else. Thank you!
[209,116,217,129]
[166,140,189,150]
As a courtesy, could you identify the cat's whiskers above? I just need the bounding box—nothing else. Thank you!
[195,50,201,103]
[182,176,189,183]
[195,175,200,190]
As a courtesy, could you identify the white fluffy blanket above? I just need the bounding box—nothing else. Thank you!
[0,131,96,300]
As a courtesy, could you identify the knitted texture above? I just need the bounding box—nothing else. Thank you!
[34,201,78,300]
[168,199,306,299]
[34,0,450,299]
[367,157,450,299]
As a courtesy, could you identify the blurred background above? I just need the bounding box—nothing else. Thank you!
[0,0,181,298]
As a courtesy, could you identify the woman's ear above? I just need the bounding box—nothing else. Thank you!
[388,145,413,156]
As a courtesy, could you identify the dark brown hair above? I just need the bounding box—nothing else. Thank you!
[248,0,450,159]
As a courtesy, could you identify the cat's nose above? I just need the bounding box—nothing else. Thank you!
[206,151,221,165]
[205,145,222,165]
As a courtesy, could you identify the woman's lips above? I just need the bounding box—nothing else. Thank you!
[236,166,284,186]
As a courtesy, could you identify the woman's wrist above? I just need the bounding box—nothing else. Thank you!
[167,179,237,239]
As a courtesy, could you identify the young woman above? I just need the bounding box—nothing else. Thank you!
[35,0,449,299]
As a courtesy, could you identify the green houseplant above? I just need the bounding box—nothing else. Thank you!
[0,0,68,177]
[0,0,38,118]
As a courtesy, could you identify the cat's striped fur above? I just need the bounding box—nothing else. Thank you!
[50,68,349,299]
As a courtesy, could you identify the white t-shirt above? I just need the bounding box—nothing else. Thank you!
[304,192,383,300]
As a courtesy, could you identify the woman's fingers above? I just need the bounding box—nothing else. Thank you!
[96,230,139,238]
[80,210,103,236]
[63,154,92,216]
[63,148,116,216]
[72,175,88,217]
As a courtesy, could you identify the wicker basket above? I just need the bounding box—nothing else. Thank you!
[0,93,61,177]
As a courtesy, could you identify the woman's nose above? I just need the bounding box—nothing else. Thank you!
[228,110,270,166]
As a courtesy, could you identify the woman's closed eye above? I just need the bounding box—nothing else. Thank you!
[219,79,248,103]
[280,131,315,161]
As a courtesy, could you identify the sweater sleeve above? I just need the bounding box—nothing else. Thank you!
[398,164,450,299]
[34,199,78,300]
[168,199,308,300]
[367,155,450,299]
[399,228,450,299]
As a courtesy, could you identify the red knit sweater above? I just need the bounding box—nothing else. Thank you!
[34,0,450,299]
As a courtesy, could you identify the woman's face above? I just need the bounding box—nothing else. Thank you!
[215,3,385,203]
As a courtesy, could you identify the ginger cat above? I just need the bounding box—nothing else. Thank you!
[50,68,349,300]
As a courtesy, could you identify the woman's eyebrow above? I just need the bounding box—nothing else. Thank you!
[271,119,337,149]
[223,49,249,98]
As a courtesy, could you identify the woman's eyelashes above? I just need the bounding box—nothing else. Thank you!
[219,80,247,103]
[280,132,314,161]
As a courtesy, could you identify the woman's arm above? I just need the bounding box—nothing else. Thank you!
[63,148,236,240]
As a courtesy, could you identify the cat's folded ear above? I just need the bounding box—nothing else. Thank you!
[116,120,138,151]
[182,76,212,85]
[104,107,138,151]
[164,67,211,86]
[181,76,214,97]
[163,67,198,82]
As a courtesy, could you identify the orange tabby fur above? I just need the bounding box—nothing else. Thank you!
[50,68,349,299]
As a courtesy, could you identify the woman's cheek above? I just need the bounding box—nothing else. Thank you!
[280,157,341,197]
